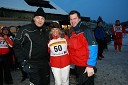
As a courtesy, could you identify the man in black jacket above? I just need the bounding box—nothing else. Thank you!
[14,7,50,85]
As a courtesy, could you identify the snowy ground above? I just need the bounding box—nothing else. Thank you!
[95,34,128,85]
[3,34,128,85]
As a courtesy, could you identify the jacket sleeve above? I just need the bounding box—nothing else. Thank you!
[88,45,98,67]
[83,28,98,67]
[94,28,102,41]
[122,25,128,33]
[64,35,69,45]
[14,28,27,63]
[4,37,14,47]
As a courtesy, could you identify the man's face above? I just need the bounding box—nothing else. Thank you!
[33,16,45,27]
[116,21,120,25]
[69,13,81,27]
[98,22,102,27]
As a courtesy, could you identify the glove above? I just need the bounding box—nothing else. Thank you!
[21,60,32,73]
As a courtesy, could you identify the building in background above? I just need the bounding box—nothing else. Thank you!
[0,0,90,33]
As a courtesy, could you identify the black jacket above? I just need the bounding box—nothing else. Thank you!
[14,23,49,64]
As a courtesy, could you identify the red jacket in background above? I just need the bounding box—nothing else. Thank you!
[0,34,14,55]
[112,24,128,38]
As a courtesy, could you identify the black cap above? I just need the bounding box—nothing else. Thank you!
[34,7,46,18]
[49,22,60,29]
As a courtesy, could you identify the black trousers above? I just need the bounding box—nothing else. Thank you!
[0,54,13,84]
[29,62,50,85]
[97,40,105,57]
[21,66,29,79]
[75,66,94,85]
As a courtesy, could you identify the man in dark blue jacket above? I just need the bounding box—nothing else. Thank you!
[94,21,105,60]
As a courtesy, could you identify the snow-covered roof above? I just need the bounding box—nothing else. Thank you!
[0,0,68,15]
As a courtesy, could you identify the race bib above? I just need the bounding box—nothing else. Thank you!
[0,37,8,48]
[48,38,68,56]
[114,26,122,32]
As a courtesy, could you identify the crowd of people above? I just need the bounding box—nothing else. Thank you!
[0,7,128,85]
[0,26,14,85]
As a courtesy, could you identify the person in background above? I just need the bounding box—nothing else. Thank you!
[94,21,105,60]
[0,27,14,85]
[112,20,128,52]
[0,26,3,33]
[7,27,16,69]
[14,7,50,85]
[68,10,98,85]
[48,22,70,85]
[104,31,109,51]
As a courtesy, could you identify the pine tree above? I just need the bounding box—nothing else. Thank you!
[97,16,103,22]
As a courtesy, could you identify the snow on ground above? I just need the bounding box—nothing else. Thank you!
[4,34,128,85]
[95,34,128,85]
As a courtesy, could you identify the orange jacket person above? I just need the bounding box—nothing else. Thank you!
[112,20,128,52]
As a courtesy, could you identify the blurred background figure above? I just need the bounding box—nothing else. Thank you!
[112,20,128,52]
[0,27,14,85]
[94,21,105,60]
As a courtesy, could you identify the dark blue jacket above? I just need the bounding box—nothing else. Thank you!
[94,26,105,41]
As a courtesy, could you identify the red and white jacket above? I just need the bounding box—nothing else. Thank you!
[48,36,70,68]
[112,24,128,38]
[0,34,14,55]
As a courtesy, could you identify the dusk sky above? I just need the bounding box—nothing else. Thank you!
[0,0,128,24]
[52,0,128,24]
